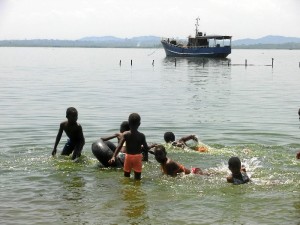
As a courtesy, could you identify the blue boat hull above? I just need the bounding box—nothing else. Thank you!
[161,41,231,58]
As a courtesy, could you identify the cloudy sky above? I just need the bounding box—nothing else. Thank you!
[0,0,299,40]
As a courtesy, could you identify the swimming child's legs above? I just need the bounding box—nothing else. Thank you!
[61,139,75,155]
[123,154,143,178]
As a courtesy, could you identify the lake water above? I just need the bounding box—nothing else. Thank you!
[0,47,299,225]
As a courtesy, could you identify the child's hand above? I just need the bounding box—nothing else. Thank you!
[108,156,115,164]
[192,135,198,142]
[241,165,247,172]
[52,148,57,156]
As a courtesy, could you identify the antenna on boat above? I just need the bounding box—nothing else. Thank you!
[195,17,200,37]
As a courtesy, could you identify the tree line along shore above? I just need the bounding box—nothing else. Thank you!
[1,39,300,49]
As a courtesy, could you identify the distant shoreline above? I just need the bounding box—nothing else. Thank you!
[0,45,300,50]
[1,39,300,50]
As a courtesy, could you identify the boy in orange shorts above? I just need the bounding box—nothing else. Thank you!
[109,113,150,180]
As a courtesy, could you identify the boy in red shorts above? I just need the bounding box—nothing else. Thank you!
[109,113,149,180]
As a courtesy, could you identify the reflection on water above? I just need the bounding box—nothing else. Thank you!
[163,56,231,67]
[57,173,87,223]
[120,180,148,222]
[61,175,86,201]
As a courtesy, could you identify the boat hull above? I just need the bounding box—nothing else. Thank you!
[161,40,231,58]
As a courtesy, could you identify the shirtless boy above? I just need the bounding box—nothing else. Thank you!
[52,107,85,160]
[152,145,205,177]
[109,113,149,180]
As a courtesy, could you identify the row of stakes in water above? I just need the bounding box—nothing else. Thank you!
[119,58,300,68]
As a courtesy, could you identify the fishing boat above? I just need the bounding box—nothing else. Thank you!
[161,17,232,58]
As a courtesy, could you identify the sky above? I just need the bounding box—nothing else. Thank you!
[0,0,299,40]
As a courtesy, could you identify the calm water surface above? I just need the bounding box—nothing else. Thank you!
[0,47,299,225]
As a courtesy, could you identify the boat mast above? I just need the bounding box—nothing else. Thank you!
[195,17,200,37]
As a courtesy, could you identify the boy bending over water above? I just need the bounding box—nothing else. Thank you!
[109,113,149,180]
[52,107,85,160]
[227,157,250,185]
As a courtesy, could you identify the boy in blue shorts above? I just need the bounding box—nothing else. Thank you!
[52,107,85,161]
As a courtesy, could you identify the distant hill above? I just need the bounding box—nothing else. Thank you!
[78,35,161,47]
[1,35,300,49]
[0,36,162,48]
[232,35,300,46]
[79,36,123,42]
[232,35,300,49]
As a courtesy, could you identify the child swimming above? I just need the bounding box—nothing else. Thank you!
[152,145,206,177]
[164,131,208,152]
[226,157,250,185]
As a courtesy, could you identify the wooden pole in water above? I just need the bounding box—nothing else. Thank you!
[272,58,274,68]
[245,59,247,67]
[175,58,176,67]
[119,60,121,66]
[152,60,154,66]
[131,59,132,66]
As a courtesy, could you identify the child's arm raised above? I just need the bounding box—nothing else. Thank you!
[178,135,198,143]
[101,133,121,142]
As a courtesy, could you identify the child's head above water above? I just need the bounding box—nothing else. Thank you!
[164,132,175,143]
[228,157,241,173]
[153,145,167,164]
[128,113,141,129]
[120,121,130,133]
[66,107,78,122]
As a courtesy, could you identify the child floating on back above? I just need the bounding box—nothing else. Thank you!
[226,157,250,185]
[152,145,206,177]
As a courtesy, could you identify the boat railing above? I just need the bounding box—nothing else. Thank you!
[161,38,231,49]
[161,37,186,46]
[162,37,231,48]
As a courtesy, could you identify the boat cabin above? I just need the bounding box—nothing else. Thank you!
[187,32,231,48]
